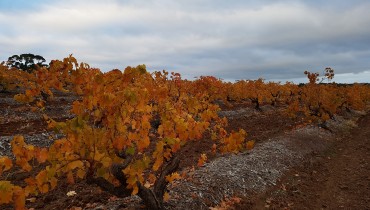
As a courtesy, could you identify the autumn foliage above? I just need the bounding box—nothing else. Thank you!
[1,57,369,209]
[0,56,249,209]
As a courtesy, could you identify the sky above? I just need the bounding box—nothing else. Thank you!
[1,0,370,83]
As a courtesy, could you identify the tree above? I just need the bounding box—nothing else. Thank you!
[6,53,47,73]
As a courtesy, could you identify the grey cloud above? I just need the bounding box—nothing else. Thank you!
[0,0,369,83]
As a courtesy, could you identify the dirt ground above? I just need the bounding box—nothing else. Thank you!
[1,90,369,209]
[239,111,370,210]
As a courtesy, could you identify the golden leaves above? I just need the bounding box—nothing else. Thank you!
[14,93,34,103]
[67,160,84,171]
[163,192,171,202]
[165,172,181,183]
[35,170,49,193]
[152,141,165,171]
[0,181,14,204]
[0,156,13,175]
[35,148,48,163]
[67,171,75,184]
[246,140,255,150]
[13,186,26,210]
[11,136,35,172]
[0,182,26,209]
[123,156,150,195]
[211,144,217,154]
[113,136,125,151]
[2,55,370,210]
[220,129,247,154]
[137,136,150,152]
[197,154,207,167]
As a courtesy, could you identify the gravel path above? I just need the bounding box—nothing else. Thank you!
[164,111,364,210]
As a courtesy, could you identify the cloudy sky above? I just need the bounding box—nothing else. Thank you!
[1,0,370,83]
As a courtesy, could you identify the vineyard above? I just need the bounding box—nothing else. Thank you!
[1,56,370,209]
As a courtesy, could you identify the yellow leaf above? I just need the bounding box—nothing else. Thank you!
[0,156,13,175]
[163,192,170,202]
[26,197,37,203]
[125,173,137,187]
[39,184,49,194]
[66,191,77,197]
[36,100,45,108]
[165,172,181,183]
[144,181,151,188]
[137,136,150,152]
[76,169,86,179]
[13,186,25,210]
[93,150,105,161]
[131,120,136,130]
[68,160,84,170]
[197,153,207,167]
[24,178,37,197]
[0,181,14,204]
[49,177,58,190]
[148,173,157,184]
[152,158,163,171]
[99,157,110,168]
[157,125,164,136]
[152,141,164,171]
[132,185,139,195]
[36,170,48,188]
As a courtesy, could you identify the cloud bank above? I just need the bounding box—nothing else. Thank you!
[1,0,370,83]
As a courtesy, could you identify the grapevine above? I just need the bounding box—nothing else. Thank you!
[0,56,248,209]
[1,57,370,209]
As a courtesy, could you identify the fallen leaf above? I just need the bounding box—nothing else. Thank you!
[66,191,77,197]
[26,197,37,203]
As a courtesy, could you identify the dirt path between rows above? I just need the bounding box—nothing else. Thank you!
[246,112,370,210]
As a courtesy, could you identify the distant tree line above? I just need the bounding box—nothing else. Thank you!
[6,53,48,73]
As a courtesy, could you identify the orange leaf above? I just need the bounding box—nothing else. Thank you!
[246,140,255,150]
[113,136,125,151]
[35,170,47,188]
[39,184,49,194]
[68,160,84,170]
[0,156,13,175]
[36,148,48,163]
[137,136,150,152]
[163,192,170,202]
[76,168,86,179]
[148,173,157,184]
[67,171,75,184]
[165,172,181,183]
[24,178,37,196]
[0,181,14,204]
[197,153,207,167]
[49,177,58,190]
[132,185,139,195]
[101,157,112,168]
[36,100,45,108]
[13,186,25,210]
[153,157,163,171]
[211,144,217,154]
[20,161,33,172]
